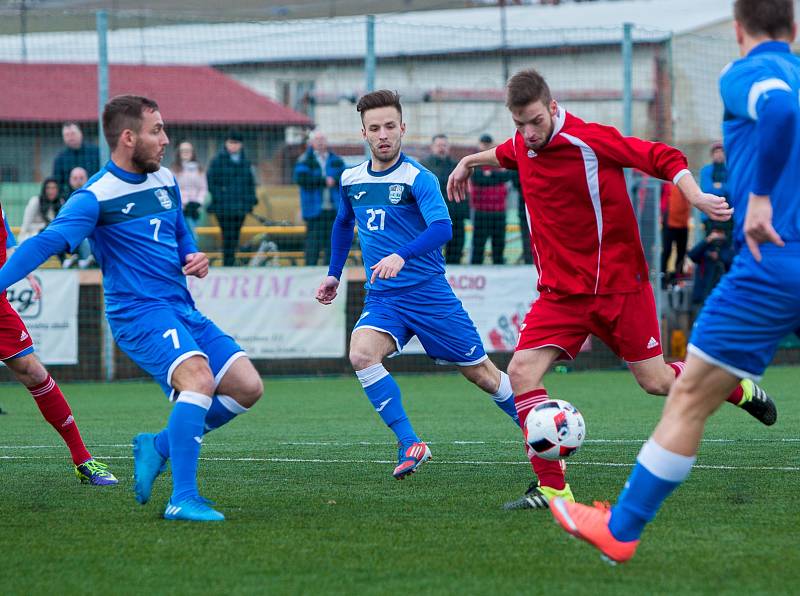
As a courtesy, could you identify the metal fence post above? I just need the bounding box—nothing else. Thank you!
[622,22,633,137]
[96,10,114,382]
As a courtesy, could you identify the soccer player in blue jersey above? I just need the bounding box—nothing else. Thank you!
[550,0,800,563]
[315,90,519,479]
[0,95,263,521]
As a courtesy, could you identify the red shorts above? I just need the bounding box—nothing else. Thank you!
[0,298,34,360]
[516,283,662,363]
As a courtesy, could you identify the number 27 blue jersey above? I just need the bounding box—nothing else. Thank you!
[339,153,451,292]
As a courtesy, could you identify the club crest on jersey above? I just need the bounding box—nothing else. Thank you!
[388,184,403,204]
[155,188,172,209]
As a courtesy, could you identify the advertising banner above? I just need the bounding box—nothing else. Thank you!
[188,267,346,359]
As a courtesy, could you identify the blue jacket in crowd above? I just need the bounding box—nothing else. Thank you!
[293,148,345,220]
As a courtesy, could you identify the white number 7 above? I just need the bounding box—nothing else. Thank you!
[150,217,161,242]
[162,328,180,349]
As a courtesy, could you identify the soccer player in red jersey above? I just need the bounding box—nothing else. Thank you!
[0,205,116,485]
[447,68,777,510]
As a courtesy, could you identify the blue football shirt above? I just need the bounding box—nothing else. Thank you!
[45,160,197,314]
[720,41,800,245]
[339,153,451,292]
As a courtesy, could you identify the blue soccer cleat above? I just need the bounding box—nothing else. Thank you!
[74,458,118,486]
[392,441,431,480]
[133,432,167,505]
[163,496,225,522]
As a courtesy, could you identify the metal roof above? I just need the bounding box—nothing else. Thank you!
[0,0,737,65]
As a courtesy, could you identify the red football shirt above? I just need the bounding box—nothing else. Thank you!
[496,109,688,295]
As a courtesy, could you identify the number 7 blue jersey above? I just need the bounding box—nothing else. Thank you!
[339,153,451,292]
[45,160,197,315]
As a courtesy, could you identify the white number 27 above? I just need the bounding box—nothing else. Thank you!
[366,208,385,231]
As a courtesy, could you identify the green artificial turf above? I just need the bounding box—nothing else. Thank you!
[1,368,797,595]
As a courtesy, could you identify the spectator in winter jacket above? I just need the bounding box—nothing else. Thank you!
[207,130,258,266]
[173,140,207,241]
[52,123,100,198]
[293,130,345,266]
[470,134,513,264]
[698,141,729,226]
[688,223,734,308]
[422,134,467,264]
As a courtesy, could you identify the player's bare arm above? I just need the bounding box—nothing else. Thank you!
[676,173,734,221]
[744,193,784,262]
[370,253,405,284]
[182,252,209,278]
[4,246,42,299]
[447,148,501,203]
[315,275,340,305]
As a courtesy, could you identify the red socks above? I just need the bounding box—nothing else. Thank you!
[29,375,92,465]
[515,388,566,491]
[669,361,744,405]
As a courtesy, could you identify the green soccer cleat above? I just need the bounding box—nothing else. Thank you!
[75,459,118,486]
[503,481,574,510]
[738,379,778,426]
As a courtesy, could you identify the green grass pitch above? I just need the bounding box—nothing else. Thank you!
[1,368,798,595]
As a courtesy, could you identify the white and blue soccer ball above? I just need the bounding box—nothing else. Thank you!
[523,399,586,461]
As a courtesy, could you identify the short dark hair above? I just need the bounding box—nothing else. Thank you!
[431,133,447,142]
[506,69,553,110]
[734,0,794,39]
[102,95,159,151]
[356,90,402,120]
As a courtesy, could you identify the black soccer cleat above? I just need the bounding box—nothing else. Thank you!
[739,379,778,426]
[502,481,574,510]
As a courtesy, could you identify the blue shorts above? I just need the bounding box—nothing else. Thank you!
[689,244,800,381]
[109,304,245,399]
[354,275,487,366]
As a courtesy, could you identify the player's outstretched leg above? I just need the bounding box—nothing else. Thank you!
[133,432,167,504]
[4,353,117,486]
[553,355,735,564]
[504,348,572,510]
[631,360,777,426]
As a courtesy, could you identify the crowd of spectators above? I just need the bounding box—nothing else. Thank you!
[12,122,733,280]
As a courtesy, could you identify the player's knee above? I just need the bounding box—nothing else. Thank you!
[238,375,264,408]
[6,355,47,386]
[349,347,380,371]
[506,356,530,390]
[637,375,670,396]
[173,360,216,396]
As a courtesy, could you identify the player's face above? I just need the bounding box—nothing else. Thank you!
[510,100,557,151]
[132,109,169,174]
[361,107,405,165]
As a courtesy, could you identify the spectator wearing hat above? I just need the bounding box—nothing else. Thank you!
[422,134,468,264]
[207,130,258,266]
[293,130,345,266]
[470,134,513,264]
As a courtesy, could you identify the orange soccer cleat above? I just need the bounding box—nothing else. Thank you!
[550,497,640,564]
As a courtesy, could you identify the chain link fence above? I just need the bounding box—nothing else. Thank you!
[0,6,794,380]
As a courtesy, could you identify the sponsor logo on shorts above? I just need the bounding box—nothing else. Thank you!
[647,336,659,349]
[19,330,28,341]
[464,345,477,357]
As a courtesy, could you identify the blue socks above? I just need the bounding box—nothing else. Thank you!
[152,394,249,458]
[609,438,696,542]
[204,394,249,433]
[167,391,212,503]
[491,371,519,425]
[356,363,419,447]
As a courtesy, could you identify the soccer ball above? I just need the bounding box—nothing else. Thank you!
[523,399,586,461]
